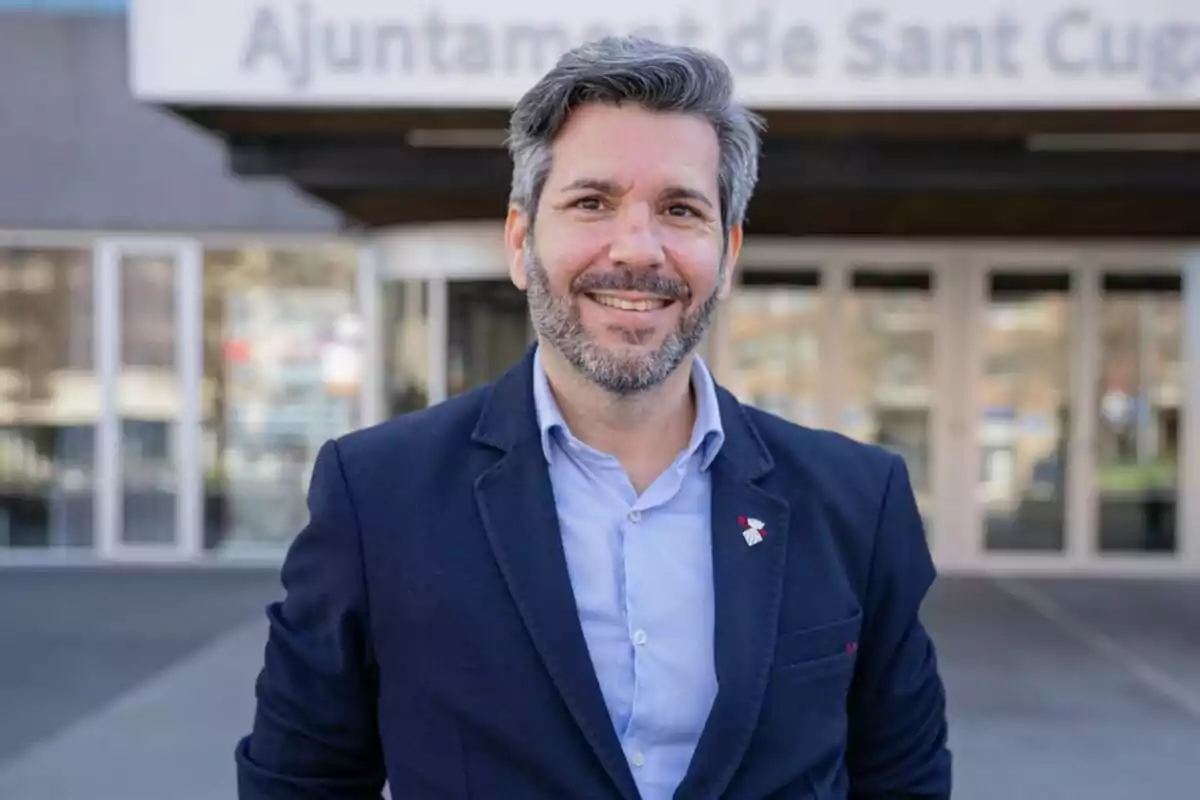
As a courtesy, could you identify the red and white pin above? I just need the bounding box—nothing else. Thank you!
[738,516,767,547]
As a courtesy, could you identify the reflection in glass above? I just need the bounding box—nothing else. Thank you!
[842,271,935,528]
[118,253,180,546]
[1096,273,1182,554]
[383,280,430,416]
[980,273,1071,552]
[726,274,822,426]
[0,248,96,549]
[447,281,531,397]
[201,246,361,556]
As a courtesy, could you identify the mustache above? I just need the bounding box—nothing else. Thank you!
[570,269,691,303]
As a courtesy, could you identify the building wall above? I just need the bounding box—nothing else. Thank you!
[2,4,1198,571]
[0,11,344,233]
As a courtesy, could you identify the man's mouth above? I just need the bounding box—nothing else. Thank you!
[586,292,674,312]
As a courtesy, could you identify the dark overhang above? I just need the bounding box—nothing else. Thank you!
[168,106,1200,237]
[180,107,1200,139]
[229,136,1200,194]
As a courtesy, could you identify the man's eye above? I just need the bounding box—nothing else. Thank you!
[573,197,604,211]
[667,204,701,218]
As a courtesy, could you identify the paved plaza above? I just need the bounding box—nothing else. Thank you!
[1,567,1198,799]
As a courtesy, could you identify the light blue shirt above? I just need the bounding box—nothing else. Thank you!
[532,347,724,800]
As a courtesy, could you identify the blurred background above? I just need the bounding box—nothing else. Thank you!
[1,0,1199,797]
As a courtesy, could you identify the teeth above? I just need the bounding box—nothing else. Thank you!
[591,294,668,312]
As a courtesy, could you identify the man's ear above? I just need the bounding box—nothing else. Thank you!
[718,223,743,300]
[505,207,530,290]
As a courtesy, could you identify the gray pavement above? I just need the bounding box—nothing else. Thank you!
[2,568,1198,799]
[0,567,282,765]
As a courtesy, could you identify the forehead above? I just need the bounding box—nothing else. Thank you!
[546,103,721,193]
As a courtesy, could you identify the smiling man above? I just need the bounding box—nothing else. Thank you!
[236,36,952,800]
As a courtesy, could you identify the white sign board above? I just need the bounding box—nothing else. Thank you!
[130,0,1200,109]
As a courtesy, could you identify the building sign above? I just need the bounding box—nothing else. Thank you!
[130,0,1200,108]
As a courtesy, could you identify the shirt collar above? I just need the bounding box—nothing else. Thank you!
[532,345,725,470]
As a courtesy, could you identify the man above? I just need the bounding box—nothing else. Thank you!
[236,36,951,800]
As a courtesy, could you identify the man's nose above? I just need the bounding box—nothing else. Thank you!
[608,204,665,268]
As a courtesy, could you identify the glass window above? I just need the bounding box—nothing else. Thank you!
[118,253,180,546]
[1096,272,1182,555]
[726,272,823,427]
[0,247,96,549]
[201,245,361,556]
[980,271,1072,553]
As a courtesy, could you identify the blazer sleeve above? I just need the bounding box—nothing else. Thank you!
[235,439,387,799]
[847,454,952,799]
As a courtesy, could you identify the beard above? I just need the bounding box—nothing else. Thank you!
[524,244,723,396]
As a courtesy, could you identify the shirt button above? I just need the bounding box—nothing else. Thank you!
[628,510,642,522]
[633,629,648,646]
[630,750,646,768]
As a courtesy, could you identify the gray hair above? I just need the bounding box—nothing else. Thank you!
[506,36,765,236]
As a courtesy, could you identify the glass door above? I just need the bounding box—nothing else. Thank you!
[97,240,201,559]
[1094,271,1184,557]
[837,264,944,537]
[971,266,1078,558]
[382,279,432,418]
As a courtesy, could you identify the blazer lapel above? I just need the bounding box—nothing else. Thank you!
[472,350,640,800]
[675,388,791,800]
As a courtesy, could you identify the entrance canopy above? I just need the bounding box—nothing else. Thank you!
[130,0,1200,236]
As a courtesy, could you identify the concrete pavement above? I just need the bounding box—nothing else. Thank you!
[2,568,1198,798]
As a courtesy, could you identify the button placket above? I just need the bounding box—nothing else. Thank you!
[622,511,652,776]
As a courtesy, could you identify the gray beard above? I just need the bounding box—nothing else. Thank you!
[523,245,722,396]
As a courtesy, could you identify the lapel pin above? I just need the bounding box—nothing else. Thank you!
[738,516,767,547]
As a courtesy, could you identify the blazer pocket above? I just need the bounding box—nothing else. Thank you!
[774,611,863,681]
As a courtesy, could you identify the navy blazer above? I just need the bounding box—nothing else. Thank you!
[236,349,951,799]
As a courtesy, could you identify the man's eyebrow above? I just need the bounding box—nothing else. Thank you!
[561,178,624,194]
[661,186,715,209]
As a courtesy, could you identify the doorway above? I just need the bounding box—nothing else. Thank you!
[379,276,532,415]
[447,280,532,398]
[951,247,1195,572]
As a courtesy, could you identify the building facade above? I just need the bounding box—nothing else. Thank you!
[3,0,1200,573]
